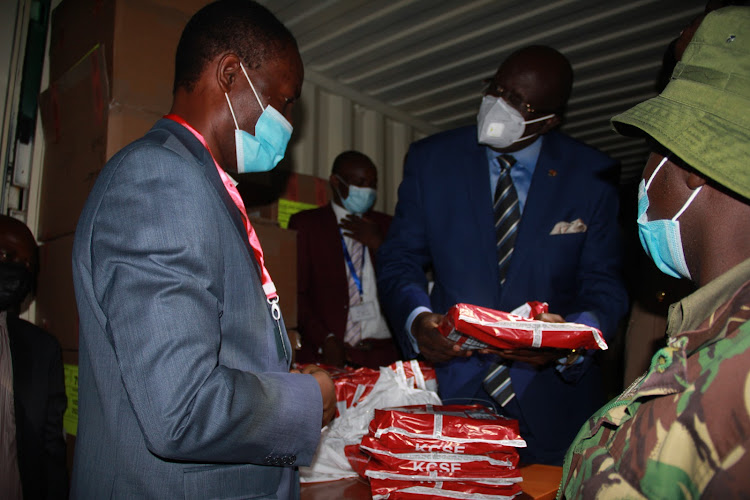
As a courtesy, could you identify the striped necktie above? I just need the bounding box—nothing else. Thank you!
[484,154,519,408]
[343,240,364,346]
[493,154,520,285]
[483,361,515,407]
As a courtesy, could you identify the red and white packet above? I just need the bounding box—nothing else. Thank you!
[362,432,518,457]
[364,457,522,484]
[369,404,526,448]
[302,360,437,418]
[369,478,522,500]
[360,436,519,465]
[437,302,607,351]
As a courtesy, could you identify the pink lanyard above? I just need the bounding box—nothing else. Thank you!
[164,115,281,319]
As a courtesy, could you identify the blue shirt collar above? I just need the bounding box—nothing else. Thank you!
[483,135,544,174]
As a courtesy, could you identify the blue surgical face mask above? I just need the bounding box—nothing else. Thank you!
[224,63,292,173]
[335,175,377,215]
[637,156,702,279]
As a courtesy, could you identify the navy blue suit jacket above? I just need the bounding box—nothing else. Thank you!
[9,317,68,500]
[377,126,628,464]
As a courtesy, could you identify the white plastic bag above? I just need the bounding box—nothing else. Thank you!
[300,363,442,483]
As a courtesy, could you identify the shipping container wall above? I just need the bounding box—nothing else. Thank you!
[287,78,428,214]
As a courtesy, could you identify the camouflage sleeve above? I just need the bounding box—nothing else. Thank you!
[701,438,750,497]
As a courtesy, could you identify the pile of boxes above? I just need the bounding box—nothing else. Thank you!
[37,0,205,357]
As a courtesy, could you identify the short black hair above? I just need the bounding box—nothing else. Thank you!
[173,0,297,93]
[331,151,375,176]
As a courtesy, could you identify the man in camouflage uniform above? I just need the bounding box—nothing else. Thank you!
[558,6,750,498]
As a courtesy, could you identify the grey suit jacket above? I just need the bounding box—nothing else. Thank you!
[71,118,322,499]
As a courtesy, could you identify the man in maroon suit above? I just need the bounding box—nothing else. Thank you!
[289,151,399,369]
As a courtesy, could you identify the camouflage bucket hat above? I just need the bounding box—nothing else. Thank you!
[611,7,750,200]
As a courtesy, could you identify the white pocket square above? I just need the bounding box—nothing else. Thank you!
[550,218,587,235]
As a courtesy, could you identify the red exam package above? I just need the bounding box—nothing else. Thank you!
[438,302,607,351]
[369,404,526,448]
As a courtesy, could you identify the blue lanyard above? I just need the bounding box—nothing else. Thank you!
[340,232,365,296]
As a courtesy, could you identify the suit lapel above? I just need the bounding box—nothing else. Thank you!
[323,204,348,283]
[507,134,564,281]
[157,119,258,273]
[466,140,498,275]
[155,119,292,363]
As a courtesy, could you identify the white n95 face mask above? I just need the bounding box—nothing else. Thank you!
[477,95,554,148]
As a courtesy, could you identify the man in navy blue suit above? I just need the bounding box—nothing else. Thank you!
[377,45,628,465]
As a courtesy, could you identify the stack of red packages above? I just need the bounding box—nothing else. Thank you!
[298,360,437,418]
[346,404,526,499]
[438,302,608,351]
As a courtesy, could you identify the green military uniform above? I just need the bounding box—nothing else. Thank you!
[558,258,750,498]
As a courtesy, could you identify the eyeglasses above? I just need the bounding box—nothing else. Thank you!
[482,80,548,116]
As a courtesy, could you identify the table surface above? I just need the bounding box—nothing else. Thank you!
[301,464,563,500]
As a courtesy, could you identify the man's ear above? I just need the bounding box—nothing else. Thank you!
[538,114,561,134]
[217,53,242,94]
[686,171,707,190]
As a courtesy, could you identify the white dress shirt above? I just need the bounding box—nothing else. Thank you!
[332,202,392,343]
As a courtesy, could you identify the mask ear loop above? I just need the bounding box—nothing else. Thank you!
[224,93,240,131]
[333,174,348,202]
[334,174,349,188]
[523,113,555,126]
[672,185,703,221]
[239,62,265,110]
[515,110,555,143]
[645,156,669,190]
[223,62,266,132]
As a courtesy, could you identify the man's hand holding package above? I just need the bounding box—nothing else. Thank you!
[479,311,571,366]
[299,365,337,426]
[412,312,472,363]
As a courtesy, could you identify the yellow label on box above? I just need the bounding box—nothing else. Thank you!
[63,364,79,436]
[278,199,318,229]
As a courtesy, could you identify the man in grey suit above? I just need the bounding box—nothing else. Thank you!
[71,1,335,498]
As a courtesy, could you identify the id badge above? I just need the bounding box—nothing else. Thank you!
[350,301,377,323]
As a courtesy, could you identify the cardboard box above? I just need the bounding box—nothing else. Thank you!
[38,58,105,241]
[106,103,163,156]
[38,45,162,241]
[36,234,78,351]
[35,223,299,351]
[49,0,205,114]
[251,217,298,329]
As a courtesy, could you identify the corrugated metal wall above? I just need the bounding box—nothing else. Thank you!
[287,74,432,214]
[260,0,708,208]
[13,0,712,221]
